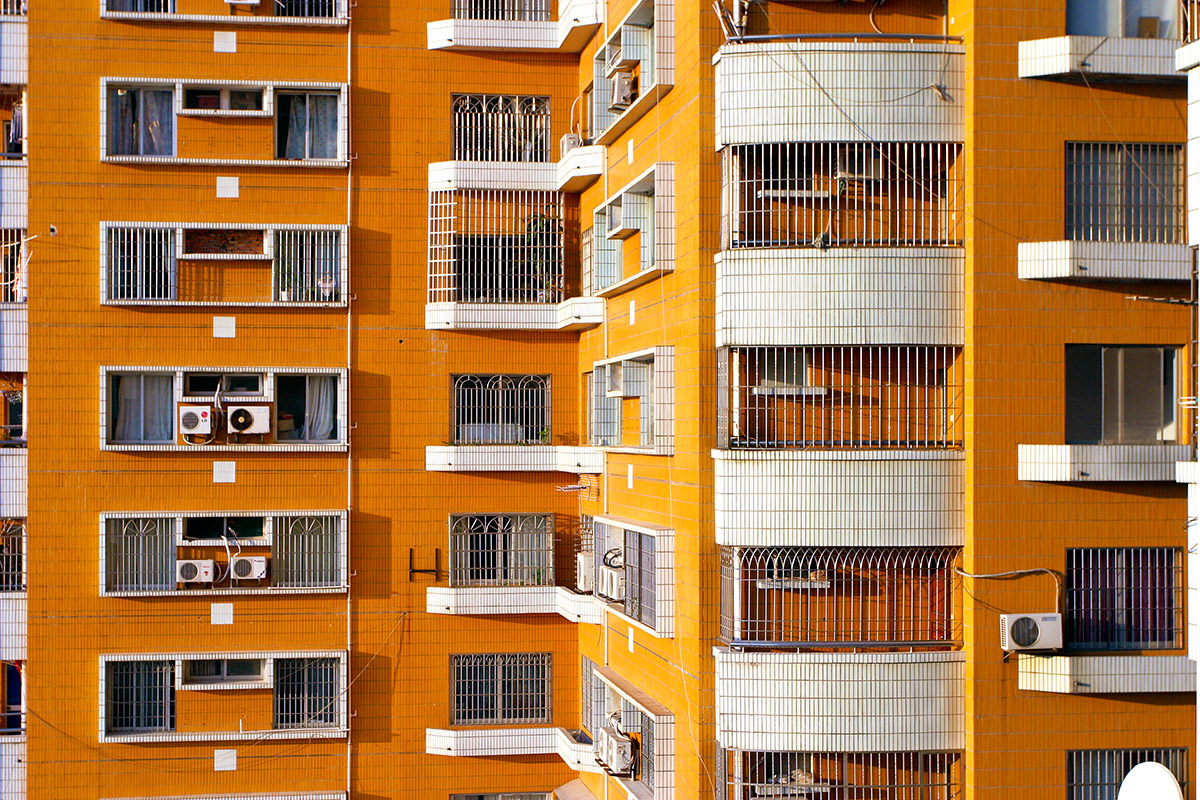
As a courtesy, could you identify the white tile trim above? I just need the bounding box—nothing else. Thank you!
[594,514,675,638]
[1017,654,1196,694]
[592,346,674,455]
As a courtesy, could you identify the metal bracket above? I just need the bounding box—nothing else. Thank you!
[409,547,439,581]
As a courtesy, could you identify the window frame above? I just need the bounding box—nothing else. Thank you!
[590,346,674,454]
[1067,748,1188,800]
[450,373,552,445]
[450,652,552,726]
[1064,345,1179,445]
[593,516,675,638]
[448,513,554,587]
[1064,141,1185,243]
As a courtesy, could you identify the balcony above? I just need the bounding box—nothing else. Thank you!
[426,444,601,473]
[427,0,602,53]
[1020,35,1183,82]
[715,40,963,148]
[0,15,20,87]
[101,0,349,25]
[1019,444,1192,481]
[425,725,603,772]
[714,649,965,752]
[718,749,962,800]
[0,736,22,800]
[587,163,675,298]
[557,143,603,192]
[1018,654,1195,694]
[1018,241,1191,282]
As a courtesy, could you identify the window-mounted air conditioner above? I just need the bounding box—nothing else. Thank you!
[598,564,625,602]
[594,725,635,775]
[575,551,594,593]
[176,559,215,584]
[561,133,582,157]
[606,202,640,241]
[227,405,271,435]
[609,72,635,113]
[179,405,213,436]
[230,556,268,580]
[999,613,1063,652]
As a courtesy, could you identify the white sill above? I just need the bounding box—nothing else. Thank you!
[102,298,347,308]
[600,599,671,639]
[595,264,673,298]
[101,726,348,743]
[102,442,348,452]
[1017,443,1191,482]
[595,83,673,146]
[176,109,273,119]
[100,10,349,26]
[1017,653,1195,694]
[102,155,349,169]
[101,585,347,598]
[1017,35,1183,82]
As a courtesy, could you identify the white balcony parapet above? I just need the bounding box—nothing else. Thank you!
[0,162,25,230]
[1017,241,1191,281]
[0,17,24,86]
[0,304,24,373]
[0,737,23,800]
[426,445,603,474]
[426,585,602,625]
[713,449,964,547]
[714,648,965,752]
[0,594,24,663]
[427,0,602,53]
[0,450,23,518]
[428,160,558,193]
[557,144,604,192]
[1178,460,1200,662]
[1018,444,1192,482]
[1018,654,1196,694]
[1018,36,1183,82]
[425,725,604,773]
[715,247,964,348]
[554,780,598,800]
[424,297,604,331]
[714,41,964,147]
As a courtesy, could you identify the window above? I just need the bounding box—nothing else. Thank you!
[106,228,175,301]
[273,515,342,588]
[273,657,340,729]
[1068,749,1188,800]
[1066,0,1177,38]
[107,87,174,156]
[108,373,174,444]
[452,374,551,445]
[0,230,24,304]
[452,94,551,162]
[449,514,553,587]
[624,529,656,628]
[2,663,20,734]
[722,751,961,798]
[275,229,341,302]
[276,374,340,442]
[276,92,339,160]
[277,0,339,16]
[183,658,264,685]
[108,0,173,9]
[1065,143,1184,243]
[1066,547,1182,650]
[1065,346,1177,444]
[106,660,175,733]
[451,653,551,724]
[580,655,603,736]
[0,520,22,592]
[451,0,550,21]
[184,373,262,397]
[183,516,265,540]
[451,795,550,800]
[590,348,674,452]
[183,88,264,112]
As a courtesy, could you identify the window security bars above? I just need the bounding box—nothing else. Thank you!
[453,94,551,163]
[276,0,338,16]
[589,371,621,446]
[723,142,964,249]
[625,529,656,628]
[1067,749,1188,800]
[640,709,655,790]
[449,514,554,587]
[721,750,962,800]
[107,660,175,733]
[275,230,341,302]
[1065,548,1182,651]
[452,652,552,725]
[107,227,175,301]
[0,520,22,592]
[0,230,24,303]
[106,518,174,593]
[1186,1,1200,42]
[452,374,551,445]
[273,515,342,588]
[581,226,594,297]
[720,546,961,648]
[717,346,963,450]
[429,190,566,304]
[273,657,340,729]
[452,0,550,21]
[450,795,551,800]
[1065,143,1184,243]
[0,0,24,14]
[108,0,172,10]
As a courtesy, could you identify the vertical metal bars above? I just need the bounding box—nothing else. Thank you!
[448,513,554,587]
[0,0,24,14]
[105,518,174,593]
[452,94,551,162]
[273,657,340,729]
[720,546,961,648]
[720,346,963,450]
[590,368,621,445]
[722,142,964,249]
[1065,547,1183,650]
[106,660,175,733]
[641,711,655,791]
[1065,142,1184,243]
[1185,0,1200,42]
[451,374,551,444]
[1067,748,1188,800]
[451,653,552,724]
[107,227,175,301]
[723,750,962,799]
[624,530,656,628]
[451,0,550,21]
[275,0,337,16]
[274,229,341,302]
[0,520,21,592]
[428,189,565,304]
[0,230,24,303]
[273,515,341,588]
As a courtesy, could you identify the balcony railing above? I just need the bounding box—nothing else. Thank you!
[0,229,23,303]
[717,346,964,450]
[0,0,22,15]
[429,190,568,304]
[720,546,960,649]
[452,94,551,162]
[723,142,964,249]
[452,0,550,21]
[719,750,962,800]
[449,513,554,587]
[451,373,551,445]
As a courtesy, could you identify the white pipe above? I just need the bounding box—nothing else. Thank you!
[343,4,354,797]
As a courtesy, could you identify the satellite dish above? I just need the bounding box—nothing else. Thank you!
[1117,762,1183,800]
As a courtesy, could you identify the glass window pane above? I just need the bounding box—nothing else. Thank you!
[1118,347,1165,442]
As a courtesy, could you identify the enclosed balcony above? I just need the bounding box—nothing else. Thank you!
[427,0,602,53]
[101,0,349,25]
[717,750,962,800]
[1020,0,1183,81]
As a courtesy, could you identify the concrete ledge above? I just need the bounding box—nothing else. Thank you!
[425,445,603,474]
[424,298,604,331]
[1017,240,1191,281]
[557,144,604,192]
[426,1,602,53]
[1018,444,1192,482]
[427,585,602,624]
[1018,654,1196,694]
[1177,460,1200,483]
[1018,35,1183,82]
[427,160,557,192]
[425,725,604,772]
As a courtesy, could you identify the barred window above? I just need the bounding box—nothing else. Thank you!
[0,230,25,303]
[451,795,550,800]
[107,227,175,301]
[1065,142,1184,243]
[273,657,340,729]
[451,0,550,21]
[581,226,594,297]
[452,374,551,445]
[588,371,620,445]
[273,515,342,588]
[722,750,961,798]
[1066,548,1183,650]
[1065,346,1177,445]
[452,653,551,725]
[105,517,174,592]
[449,514,553,587]
[276,0,338,16]
[624,530,656,628]
[275,229,341,303]
[1068,748,1187,799]
[108,0,173,10]
[591,355,658,448]
[0,520,22,592]
[453,94,551,162]
[106,660,175,733]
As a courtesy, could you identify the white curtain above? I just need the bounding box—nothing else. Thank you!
[113,374,172,442]
[283,95,308,159]
[304,375,337,440]
[309,95,338,159]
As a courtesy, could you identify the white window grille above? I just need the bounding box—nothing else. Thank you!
[276,92,339,160]
[106,660,175,733]
[0,0,25,14]
[1065,142,1184,243]
[106,227,175,301]
[588,370,620,446]
[106,87,175,156]
[718,346,963,450]
[1065,345,1178,444]
[276,0,338,16]
[451,0,550,21]
[273,515,342,588]
[451,374,551,445]
[0,230,25,303]
[1066,547,1183,651]
[275,229,341,302]
[108,372,175,444]
[107,0,172,9]
[0,519,22,592]
[722,750,962,799]
[449,514,554,587]
[451,652,552,725]
[428,189,566,304]
[580,655,601,737]
[591,350,671,450]
[624,529,656,628]
[580,225,594,297]
[105,518,174,593]
[1067,748,1188,799]
[720,546,961,648]
[723,142,964,249]
[273,657,341,729]
[452,94,551,163]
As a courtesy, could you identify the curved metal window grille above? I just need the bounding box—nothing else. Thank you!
[453,94,551,162]
[449,513,553,587]
[723,142,964,249]
[451,0,550,21]
[720,546,961,647]
[273,515,341,588]
[452,374,551,444]
[106,517,174,592]
[452,652,552,724]
[722,750,962,799]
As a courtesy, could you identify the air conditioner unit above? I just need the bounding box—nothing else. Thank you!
[606,202,640,240]
[595,725,635,775]
[598,564,625,602]
[227,405,271,435]
[176,559,215,584]
[575,551,594,593]
[179,405,213,436]
[609,72,635,112]
[1000,612,1063,652]
[230,556,268,580]
[561,133,581,157]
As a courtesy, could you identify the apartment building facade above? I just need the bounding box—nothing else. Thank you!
[6,0,1196,798]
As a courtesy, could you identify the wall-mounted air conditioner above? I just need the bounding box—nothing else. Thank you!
[230,556,267,580]
[595,725,635,775]
[561,133,581,157]
[598,565,625,602]
[176,559,215,584]
[1000,613,1063,652]
[609,72,635,113]
[179,405,213,436]
[227,405,271,435]
[575,551,594,593]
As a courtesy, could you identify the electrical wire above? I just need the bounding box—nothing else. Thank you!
[954,567,1062,615]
